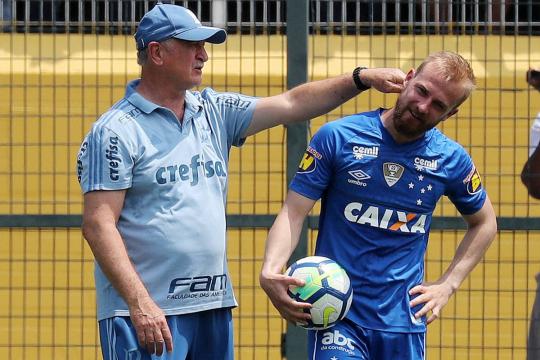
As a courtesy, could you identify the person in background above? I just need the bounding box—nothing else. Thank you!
[260,51,497,360]
[521,66,540,360]
[76,3,406,359]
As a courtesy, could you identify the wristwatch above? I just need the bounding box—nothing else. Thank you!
[353,67,370,91]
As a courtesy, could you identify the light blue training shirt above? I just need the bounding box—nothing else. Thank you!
[77,80,257,320]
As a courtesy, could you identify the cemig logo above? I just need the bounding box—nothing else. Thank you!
[344,202,427,233]
[414,157,438,171]
[352,145,379,160]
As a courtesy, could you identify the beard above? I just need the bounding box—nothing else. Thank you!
[392,97,438,140]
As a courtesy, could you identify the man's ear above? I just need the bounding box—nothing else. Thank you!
[404,68,415,86]
[147,42,165,65]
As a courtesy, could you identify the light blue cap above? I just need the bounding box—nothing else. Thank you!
[135,3,227,50]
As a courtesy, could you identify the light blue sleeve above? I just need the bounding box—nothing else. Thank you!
[77,113,134,194]
[201,88,258,148]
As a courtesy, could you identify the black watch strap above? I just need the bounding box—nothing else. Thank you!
[353,67,370,91]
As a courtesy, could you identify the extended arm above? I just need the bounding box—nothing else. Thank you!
[82,190,172,355]
[259,190,317,324]
[409,195,497,324]
[245,67,406,136]
[521,139,540,199]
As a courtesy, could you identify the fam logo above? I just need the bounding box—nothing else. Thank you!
[383,162,404,187]
[414,157,439,172]
[167,274,228,300]
[352,145,379,160]
[344,202,427,233]
[463,166,483,194]
[320,330,355,355]
[347,169,371,187]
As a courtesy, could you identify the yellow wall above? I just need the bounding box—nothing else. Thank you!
[1,33,539,359]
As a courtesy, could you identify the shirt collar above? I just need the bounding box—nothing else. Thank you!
[125,79,204,116]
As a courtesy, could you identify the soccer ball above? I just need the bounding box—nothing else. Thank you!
[285,256,353,330]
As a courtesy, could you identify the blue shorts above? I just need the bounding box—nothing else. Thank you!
[98,308,233,360]
[308,318,425,360]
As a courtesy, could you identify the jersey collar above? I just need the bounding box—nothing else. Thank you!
[125,79,203,117]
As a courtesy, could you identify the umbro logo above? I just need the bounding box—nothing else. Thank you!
[347,169,370,187]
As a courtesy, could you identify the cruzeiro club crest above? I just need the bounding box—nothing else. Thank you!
[383,162,404,187]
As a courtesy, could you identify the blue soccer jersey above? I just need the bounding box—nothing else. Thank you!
[77,80,257,320]
[290,109,486,333]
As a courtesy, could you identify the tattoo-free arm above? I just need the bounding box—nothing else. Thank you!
[82,190,173,355]
[245,68,405,136]
[409,195,497,324]
[259,191,317,324]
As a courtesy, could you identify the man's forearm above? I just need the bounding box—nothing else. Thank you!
[83,222,152,310]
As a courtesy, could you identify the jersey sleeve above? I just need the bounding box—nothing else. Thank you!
[289,123,337,200]
[444,147,486,215]
[77,116,134,194]
[202,89,258,148]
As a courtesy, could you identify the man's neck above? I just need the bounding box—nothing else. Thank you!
[136,79,186,122]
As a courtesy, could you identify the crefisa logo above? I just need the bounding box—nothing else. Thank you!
[105,136,122,181]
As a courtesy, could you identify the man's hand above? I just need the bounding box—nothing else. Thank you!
[408,280,455,325]
[527,68,540,92]
[361,68,406,94]
[259,269,312,326]
[129,296,173,355]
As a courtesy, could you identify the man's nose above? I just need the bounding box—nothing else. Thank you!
[198,46,208,62]
[417,100,430,114]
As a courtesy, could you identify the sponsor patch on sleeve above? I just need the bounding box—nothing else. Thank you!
[297,146,321,174]
[463,166,483,195]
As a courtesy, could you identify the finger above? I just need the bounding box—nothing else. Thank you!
[161,326,174,353]
[426,311,439,324]
[414,303,432,319]
[291,300,312,309]
[155,337,164,356]
[145,329,156,354]
[409,293,428,307]
[136,328,146,349]
[408,285,424,296]
[284,275,306,287]
[386,83,404,93]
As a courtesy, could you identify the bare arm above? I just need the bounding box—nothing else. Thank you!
[409,195,497,324]
[259,190,317,324]
[521,139,540,199]
[82,190,172,355]
[245,67,406,136]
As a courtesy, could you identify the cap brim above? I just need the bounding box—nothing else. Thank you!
[174,26,227,44]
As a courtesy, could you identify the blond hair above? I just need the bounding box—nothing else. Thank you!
[416,51,476,106]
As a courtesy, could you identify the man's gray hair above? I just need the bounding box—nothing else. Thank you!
[137,48,148,66]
